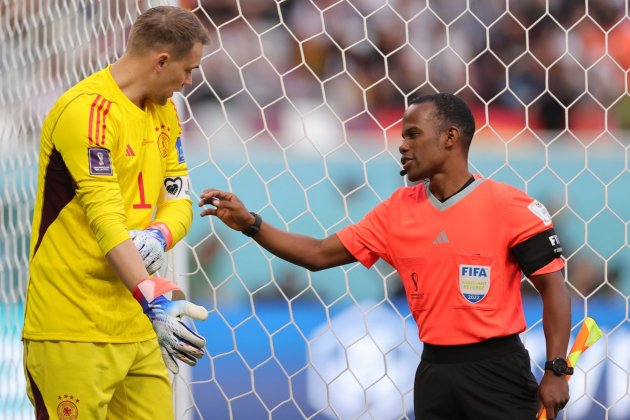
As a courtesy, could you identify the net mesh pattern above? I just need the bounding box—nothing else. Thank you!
[1,1,629,419]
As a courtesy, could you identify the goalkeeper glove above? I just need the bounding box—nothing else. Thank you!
[133,277,208,374]
[130,223,172,275]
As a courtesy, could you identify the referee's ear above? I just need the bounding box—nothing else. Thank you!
[444,126,460,149]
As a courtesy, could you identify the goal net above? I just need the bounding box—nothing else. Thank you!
[2,0,629,419]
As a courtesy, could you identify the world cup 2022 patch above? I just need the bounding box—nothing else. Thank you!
[459,264,491,304]
[88,147,112,176]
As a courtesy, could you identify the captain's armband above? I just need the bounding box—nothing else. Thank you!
[161,175,191,201]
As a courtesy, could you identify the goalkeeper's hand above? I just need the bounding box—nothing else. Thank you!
[129,226,169,275]
[133,277,208,374]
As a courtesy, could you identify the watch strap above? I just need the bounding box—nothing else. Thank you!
[242,212,262,237]
[545,358,573,376]
[544,360,555,371]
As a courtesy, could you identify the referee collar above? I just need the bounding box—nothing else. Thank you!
[425,176,483,211]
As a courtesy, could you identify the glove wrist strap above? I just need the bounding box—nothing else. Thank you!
[148,222,173,250]
[133,277,181,312]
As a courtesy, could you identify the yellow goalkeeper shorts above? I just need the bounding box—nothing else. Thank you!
[23,339,174,420]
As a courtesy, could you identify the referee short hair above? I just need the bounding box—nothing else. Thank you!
[409,93,476,147]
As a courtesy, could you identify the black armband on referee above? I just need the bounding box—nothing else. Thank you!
[510,228,563,276]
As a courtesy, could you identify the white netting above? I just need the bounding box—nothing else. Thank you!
[1,0,629,419]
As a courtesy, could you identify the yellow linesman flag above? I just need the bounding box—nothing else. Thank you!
[538,317,603,420]
[566,317,603,369]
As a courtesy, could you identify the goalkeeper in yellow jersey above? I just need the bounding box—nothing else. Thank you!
[22,6,210,419]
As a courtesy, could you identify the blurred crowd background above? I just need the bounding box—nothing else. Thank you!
[184,0,630,137]
[172,0,630,303]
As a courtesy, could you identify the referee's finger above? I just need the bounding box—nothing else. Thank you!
[199,188,229,202]
[199,207,216,217]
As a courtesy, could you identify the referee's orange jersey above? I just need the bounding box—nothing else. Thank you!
[336,177,564,345]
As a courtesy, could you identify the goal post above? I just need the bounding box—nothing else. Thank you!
[2,1,630,419]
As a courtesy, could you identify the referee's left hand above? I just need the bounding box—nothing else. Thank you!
[537,372,569,419]
[198,188,254,231]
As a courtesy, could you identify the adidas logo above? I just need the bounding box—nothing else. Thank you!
[433,230,449,244]
[125,144,135,157]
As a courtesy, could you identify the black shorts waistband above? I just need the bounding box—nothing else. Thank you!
[421,334,524,364]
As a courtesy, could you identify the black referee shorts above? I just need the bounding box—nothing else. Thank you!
[414,335,539,420]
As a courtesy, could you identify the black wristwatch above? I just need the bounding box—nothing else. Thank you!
[241,212,262,237]
[545,358,574,376]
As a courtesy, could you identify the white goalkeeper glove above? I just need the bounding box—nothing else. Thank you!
[129,224,171,275]
[133,277,208,374]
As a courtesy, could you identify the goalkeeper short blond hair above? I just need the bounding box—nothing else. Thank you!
[127,6,210,60]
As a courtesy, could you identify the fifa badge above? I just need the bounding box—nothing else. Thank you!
[459,264,491,304]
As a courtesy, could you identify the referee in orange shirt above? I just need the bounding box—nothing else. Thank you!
[199,93,572,420]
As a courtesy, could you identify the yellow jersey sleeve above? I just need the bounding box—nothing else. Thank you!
[151,99,193,247]
[54,93,130,255]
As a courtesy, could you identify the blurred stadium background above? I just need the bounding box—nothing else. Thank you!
[1,0,629,419]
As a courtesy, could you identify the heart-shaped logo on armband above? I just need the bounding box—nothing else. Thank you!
[164,177,183,197]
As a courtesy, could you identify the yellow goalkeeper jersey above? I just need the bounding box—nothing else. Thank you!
[23,66,193,343]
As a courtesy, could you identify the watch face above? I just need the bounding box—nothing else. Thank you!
[553,358,568,373]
